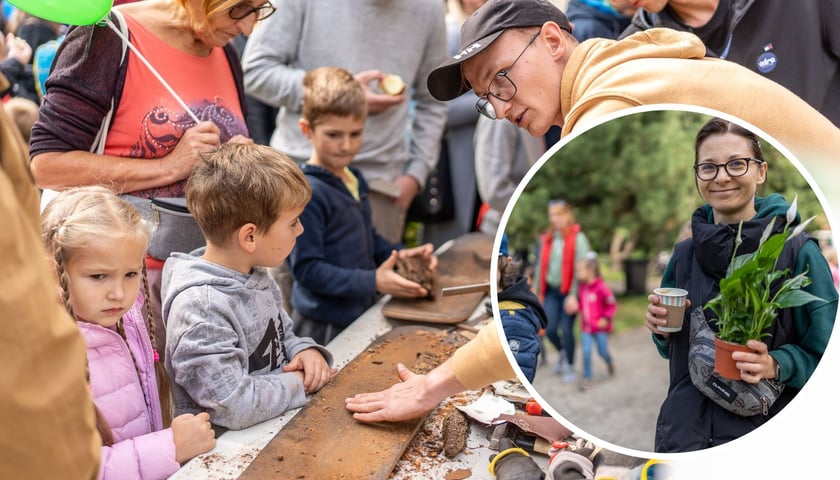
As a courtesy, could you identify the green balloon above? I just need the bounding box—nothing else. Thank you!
[7,0,114,26]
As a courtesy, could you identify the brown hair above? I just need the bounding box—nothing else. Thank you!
[41,186,174,442]
[186,143,312,246]
[694,117,764,164]
[498,254,523,290]
[301,66,368,128]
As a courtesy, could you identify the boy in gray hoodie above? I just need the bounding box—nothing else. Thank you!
[162,143,335,430]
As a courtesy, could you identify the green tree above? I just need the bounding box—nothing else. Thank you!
[505,110,826,262]
[507,110,705,259]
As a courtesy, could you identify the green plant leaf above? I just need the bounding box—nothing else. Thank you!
[764,269,789,286]
[775,289,825,309]
[756,233,785,263]
[703,203,829,345]
[728,251,755,276]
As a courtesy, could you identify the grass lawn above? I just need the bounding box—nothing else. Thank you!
[612,294,650,334]
[599,253,659,334]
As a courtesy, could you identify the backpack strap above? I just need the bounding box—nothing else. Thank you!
[90,10,130,154]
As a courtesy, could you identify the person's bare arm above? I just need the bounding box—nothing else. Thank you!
[345,359,465,423]
[30,121,221,193]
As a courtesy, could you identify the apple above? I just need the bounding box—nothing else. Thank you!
[379,74,405,96]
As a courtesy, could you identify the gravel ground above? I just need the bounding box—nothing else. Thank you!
[530,324,671,454]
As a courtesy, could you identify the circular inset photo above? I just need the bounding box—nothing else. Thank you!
[494,108,838,457]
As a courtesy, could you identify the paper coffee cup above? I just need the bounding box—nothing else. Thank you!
[653,287,688,332]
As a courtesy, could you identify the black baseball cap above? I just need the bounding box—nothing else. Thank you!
[427,0,571,101]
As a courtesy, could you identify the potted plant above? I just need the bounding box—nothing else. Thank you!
[704,197,827,379]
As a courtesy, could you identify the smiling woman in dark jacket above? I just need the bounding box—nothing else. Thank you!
[645,118,837,452]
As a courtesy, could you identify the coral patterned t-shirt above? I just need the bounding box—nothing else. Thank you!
[104,14,248,198]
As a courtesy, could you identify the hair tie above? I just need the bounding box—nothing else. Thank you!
[153,350,160,363]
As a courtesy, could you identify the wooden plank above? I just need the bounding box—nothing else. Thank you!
[238,325,468,480]
[382,232,495,324]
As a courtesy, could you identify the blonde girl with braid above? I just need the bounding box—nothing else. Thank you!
[41,186,215,479]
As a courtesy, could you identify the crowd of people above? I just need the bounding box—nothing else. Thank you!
[2,0,840,478]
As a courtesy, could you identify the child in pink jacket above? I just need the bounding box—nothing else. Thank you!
[41,187,215,479]
[575,253,617,390]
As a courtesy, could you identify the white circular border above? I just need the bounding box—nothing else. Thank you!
[489,103,840,478]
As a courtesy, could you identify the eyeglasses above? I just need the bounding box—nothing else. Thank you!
[229,1,276,21]
[694,158,763,181]
[475,31,540,120]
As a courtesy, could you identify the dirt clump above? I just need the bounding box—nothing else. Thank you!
[396,255,434,295]
[442,409,469,458]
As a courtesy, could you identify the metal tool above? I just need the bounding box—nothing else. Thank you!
[440,282,491,297]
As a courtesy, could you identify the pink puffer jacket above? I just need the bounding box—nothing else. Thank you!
[79,294,179,480]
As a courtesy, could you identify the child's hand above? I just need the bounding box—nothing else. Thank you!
[597,317,609,330]
[376,251,431,298]
[563,295,579,315]
[171,412,215,464]
[283,348,337,394]
[398,243,438,273]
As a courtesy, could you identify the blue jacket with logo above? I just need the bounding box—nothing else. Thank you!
[498,275,548,382]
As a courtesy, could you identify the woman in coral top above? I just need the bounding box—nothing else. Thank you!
[30,0,274,354]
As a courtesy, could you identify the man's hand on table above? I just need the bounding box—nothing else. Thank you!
[344,359,465,423]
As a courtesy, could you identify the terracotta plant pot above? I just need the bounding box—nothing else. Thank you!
[713,336,753,380]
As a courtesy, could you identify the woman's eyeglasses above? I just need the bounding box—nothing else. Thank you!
[229,1,277,21]
[694,158,763,181]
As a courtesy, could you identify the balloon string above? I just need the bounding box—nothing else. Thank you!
[104,18,201,124]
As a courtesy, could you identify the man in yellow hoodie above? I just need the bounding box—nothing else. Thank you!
[0,72,99,479]
[428,0,840,168]
[346,0,840,424]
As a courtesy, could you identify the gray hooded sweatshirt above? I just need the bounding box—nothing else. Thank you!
[162,250,332,430]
